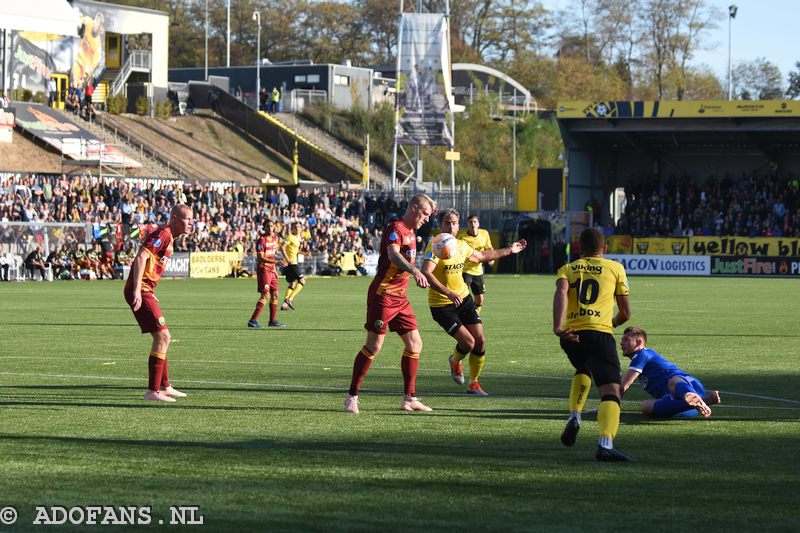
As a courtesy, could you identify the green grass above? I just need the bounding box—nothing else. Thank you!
[1,275,798,532]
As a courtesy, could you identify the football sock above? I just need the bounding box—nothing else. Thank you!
[597,395,621,449]
[348,346,375,396]
[673,379,696,401]
[401,350,420,396]
[453,344,470,362]
[250,295,267,322]
[269,301,278,323]
[291,282,305,300]
[148,351,166,391]
[161,356,171,389]
[652,397,698,418]
[468,351,485,383]
[284,287,294,301]
[568,373,592,419]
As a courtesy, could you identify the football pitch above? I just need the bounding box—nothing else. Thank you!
[1,275,798,531]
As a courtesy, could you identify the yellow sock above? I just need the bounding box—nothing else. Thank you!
[597,400,621,443]
[568,374,592,413]
[291,283,304,300]
[284,287,294,301]
[468,353,485,383]
[453,345,468,362]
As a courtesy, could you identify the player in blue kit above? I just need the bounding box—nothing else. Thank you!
[620,326,721,418]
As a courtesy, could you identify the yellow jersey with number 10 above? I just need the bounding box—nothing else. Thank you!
[556,256,629,334]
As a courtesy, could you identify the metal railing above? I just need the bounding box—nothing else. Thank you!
[110,50,151,96]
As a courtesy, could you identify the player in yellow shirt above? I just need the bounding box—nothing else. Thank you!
[281,221,306,309]
[456,215,493,314]
[553,228,632,462]
[423,209,526,396]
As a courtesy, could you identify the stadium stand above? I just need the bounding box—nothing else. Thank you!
[614,172,799,238]
[0,173,400,281]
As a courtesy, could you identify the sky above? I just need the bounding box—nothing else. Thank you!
[542,0,799,83]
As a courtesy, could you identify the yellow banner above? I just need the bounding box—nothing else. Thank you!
[606,235,633,254]
[557,100,800,119]
[632,237,689,255]
[341,252,356,273]
[690,237,800,257]
[189,252,238,278]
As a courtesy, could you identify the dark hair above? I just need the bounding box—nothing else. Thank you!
[623,326,647,343]
[439,208,460,224]
[467,214,479,222]
[580,228,604,256]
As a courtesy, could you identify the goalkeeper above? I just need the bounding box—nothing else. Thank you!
[620,326,720,418]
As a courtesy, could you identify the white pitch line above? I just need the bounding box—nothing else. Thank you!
[1,371,800,410]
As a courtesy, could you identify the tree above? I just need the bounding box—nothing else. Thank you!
[733,58,784,100]
[785,61,800,99]
[639,0,719,99]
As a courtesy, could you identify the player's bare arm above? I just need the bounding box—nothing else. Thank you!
[130,250,149,312]
[470,239,527,263]
[387,243,428,288]
[620,368,641,395]
[422,258,462,306]
[611,294,631,328]
[552,278,579,342]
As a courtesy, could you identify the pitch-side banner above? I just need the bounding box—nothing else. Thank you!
[690,236,800,257]
[632,237,689,255]
[395,13,453,146]
[606,254,710,276]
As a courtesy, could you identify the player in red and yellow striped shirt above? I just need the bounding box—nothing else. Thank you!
[124,204,192,403]
[345,194,436,414]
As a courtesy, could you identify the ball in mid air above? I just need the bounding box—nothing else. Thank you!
[431,232,458,259]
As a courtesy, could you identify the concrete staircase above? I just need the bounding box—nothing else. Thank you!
[273,112,391,187]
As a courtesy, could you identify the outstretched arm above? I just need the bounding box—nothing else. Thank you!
[470,239,527,264]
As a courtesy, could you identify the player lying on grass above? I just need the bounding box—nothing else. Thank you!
[620,326,721,418]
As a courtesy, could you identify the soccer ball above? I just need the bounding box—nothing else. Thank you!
[431,232,458,259]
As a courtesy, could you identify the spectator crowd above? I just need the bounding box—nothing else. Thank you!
[0,173,414,280]
[614,172,800,237]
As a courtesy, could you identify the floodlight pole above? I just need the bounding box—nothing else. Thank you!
[204,0,208,80]
[226,0,231,68]
[253,11,261,109]
[728,5,737,100]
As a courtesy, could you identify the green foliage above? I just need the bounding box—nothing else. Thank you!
[106,94,128,115]
[12,88,33,102]
[135,95,148,116]
[154,99,172,119]
[0,276,798,530]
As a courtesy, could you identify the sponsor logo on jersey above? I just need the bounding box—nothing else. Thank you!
[571,263,603,274]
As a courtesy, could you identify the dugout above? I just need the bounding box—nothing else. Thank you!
[557,101,800,225]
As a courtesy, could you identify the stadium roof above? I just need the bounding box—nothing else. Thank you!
[0,0,81,36]
[558,100,800,162]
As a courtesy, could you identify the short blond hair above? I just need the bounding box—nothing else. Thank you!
[410,193,436,212]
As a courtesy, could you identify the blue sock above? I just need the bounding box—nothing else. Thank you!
[673,379,696,400]
[652,397,695,418]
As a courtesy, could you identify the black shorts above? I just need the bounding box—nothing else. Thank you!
[430,294,481,335]
[462,273,486,295]
[560,330,621,387]
[284,264,304,284]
